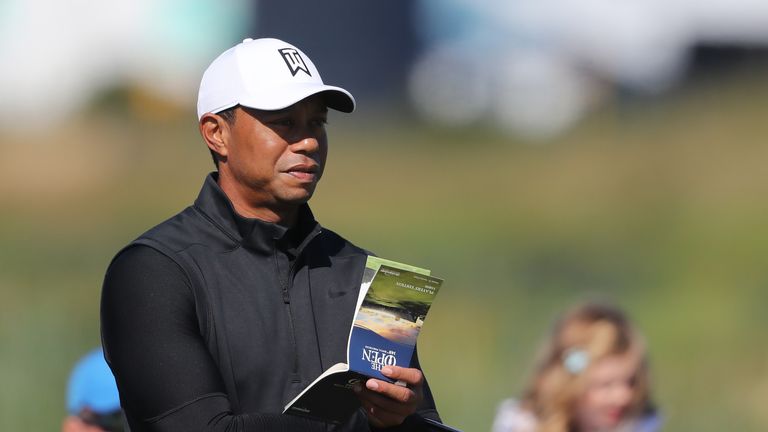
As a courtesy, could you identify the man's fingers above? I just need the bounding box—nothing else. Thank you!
[380,366,424,386]
[356,367,426,429]
[362,380,418,408]
[366,378,421,404]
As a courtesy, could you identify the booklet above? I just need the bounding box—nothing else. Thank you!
[283,255,443,424]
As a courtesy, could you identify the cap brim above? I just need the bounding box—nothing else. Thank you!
[238,83,355,113]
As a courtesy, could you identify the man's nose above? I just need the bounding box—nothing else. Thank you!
[290,136,320,154]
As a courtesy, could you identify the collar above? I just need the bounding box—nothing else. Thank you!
[193,172,321,256]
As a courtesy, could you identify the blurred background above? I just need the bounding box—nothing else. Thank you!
[2,1,768,430]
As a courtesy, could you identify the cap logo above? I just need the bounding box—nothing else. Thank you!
[278,48,311,77]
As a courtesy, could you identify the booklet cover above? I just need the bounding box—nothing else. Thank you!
[283,256,443,424]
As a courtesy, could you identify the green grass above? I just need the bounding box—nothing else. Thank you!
[2,74,768,431]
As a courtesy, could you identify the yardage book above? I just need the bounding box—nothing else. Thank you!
[283,255,443,424]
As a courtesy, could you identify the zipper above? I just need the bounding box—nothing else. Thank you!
[275,225,322,383]
[274,247,301,383]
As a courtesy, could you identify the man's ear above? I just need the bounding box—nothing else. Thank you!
[199,112,232,160]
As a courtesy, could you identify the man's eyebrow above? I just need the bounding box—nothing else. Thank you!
[299,106,329,115]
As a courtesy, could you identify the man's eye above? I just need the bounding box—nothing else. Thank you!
[311,118,328,128]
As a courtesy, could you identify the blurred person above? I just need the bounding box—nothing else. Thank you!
[491,303,661,432]
[64,348,123,432]
[100,38,442,431]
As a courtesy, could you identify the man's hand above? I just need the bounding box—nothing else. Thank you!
[354,366,424,429]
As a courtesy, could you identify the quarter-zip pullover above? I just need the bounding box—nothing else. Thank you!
[101,173,440,431]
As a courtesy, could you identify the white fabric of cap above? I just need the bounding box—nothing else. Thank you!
[197,38,355,119]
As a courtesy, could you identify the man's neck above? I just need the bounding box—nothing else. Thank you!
[217,175,299,227]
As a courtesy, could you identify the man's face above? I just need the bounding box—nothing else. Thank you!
[223,94,329,211]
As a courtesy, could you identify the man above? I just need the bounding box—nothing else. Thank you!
[101,38,441,431]
[63,348,123,432]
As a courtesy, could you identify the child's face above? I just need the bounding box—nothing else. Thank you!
[574,352,640,431]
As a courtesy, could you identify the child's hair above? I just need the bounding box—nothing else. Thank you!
[520,302,654,432]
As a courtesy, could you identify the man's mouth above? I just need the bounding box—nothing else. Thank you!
[285,163,319,181]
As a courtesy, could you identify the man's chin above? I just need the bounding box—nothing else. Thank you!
[280,188,316,206]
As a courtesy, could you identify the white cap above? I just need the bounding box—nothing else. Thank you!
[197,38,355,119]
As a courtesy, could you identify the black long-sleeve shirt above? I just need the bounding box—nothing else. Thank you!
[101,174,440,431]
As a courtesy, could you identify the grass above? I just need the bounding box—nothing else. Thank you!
[2,72,768,431]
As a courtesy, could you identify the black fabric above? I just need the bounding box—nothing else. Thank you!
[101,173,440,432]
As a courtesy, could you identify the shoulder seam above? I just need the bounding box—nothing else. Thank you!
[191,204,241,248]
